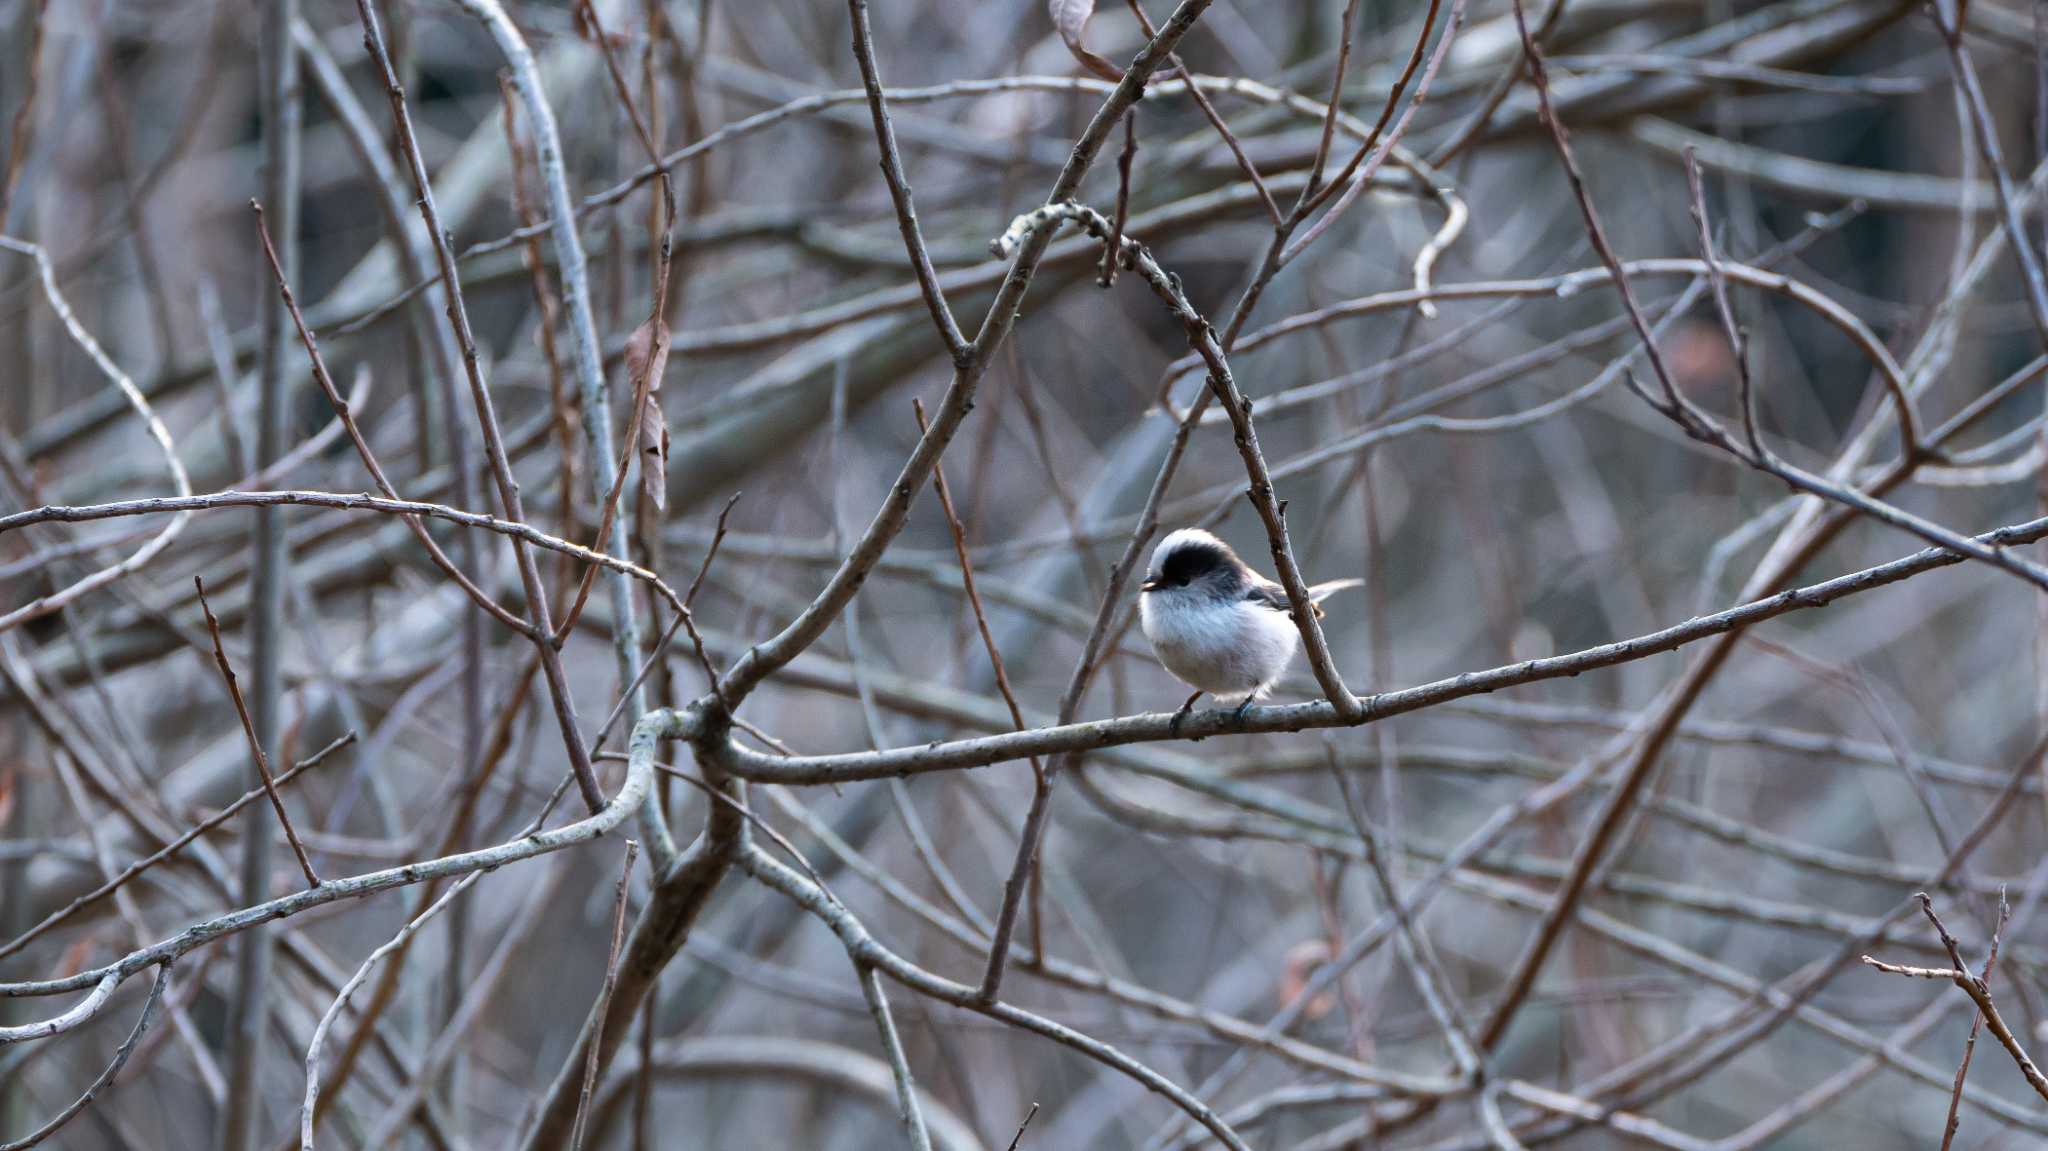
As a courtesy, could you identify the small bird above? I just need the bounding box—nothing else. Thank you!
[1138,527,1361,729]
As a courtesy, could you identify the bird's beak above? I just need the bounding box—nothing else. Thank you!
[1139,580,1159,593]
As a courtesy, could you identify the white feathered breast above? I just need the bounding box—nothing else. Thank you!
[1140,582,1302,703]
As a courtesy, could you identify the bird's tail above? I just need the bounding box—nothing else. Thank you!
[1307,578,1364,604]
[1293,577,1363,619]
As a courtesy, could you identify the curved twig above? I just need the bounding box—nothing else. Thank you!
[0,237,192,634]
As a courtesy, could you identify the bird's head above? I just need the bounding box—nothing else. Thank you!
[1140,528,1245,598]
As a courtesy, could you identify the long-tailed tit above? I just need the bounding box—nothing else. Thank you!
[1138,528,1360,729]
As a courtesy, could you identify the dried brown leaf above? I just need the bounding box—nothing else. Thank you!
[1278,939,1337,1020]
[639,397,669,513]
[625,315,672,513]
[1049,0,1122,82]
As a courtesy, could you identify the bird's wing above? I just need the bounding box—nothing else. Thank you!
[1245,580,1323,619]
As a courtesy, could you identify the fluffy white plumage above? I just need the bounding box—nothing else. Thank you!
[1137,528,1359,706]
[1140,580,1301,702]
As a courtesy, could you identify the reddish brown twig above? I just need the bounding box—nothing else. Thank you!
[913,400,1038,779]
[684,492,741,610]
[1682,147,1766,462]
[570,838,640,1151]
[1303,0,1363,197]
[846,0,968,358]
[345,0,615,816]
[250,200,532,639]
[1122,0,1278,224]
[0,732,355,964]
[552,0,679,645]
[1939,890,2009,1151]
[1862,892,2048,1106]
[1278,0,1460,265]
[1506,0,1683,414]
[194,576,320,889]
[1299,0,1443,218]
[915,397,1048,961]
[1100,111,1137,288]
[676,491,741,700]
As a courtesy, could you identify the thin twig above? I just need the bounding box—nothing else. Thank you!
[250,201,533,637]
[1121,0,1279,224]
[300,873,483,1150]
[1938,889,2008,1151]
[551,0,676,648]
[346,0,615,816]
[720,507,2048,783]
[0,237,192,635]
[857,964,935,1151]
[194,576,320,890]
[914,396,1048,962]
[1862,893,2048,1104]
[0,961,171,1151]
[912,400,1039,779]
[1100,111,1137,288]
[677,491,742,698]
[445,5,661,837]
[1681,147,1765,460]
[3,490,669,591]
[712,0,1215,710]
[0,733,356,964]
[847,0,968,359]
[0,711,664,1024]
[1303,0,1363,199]
[571,839,641,1151]
[1005,1103,1040,1151]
